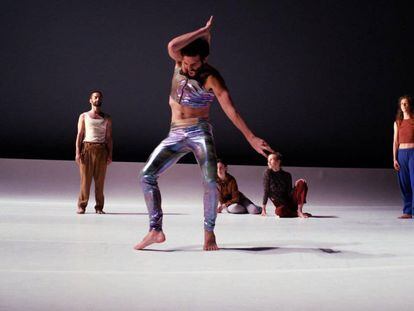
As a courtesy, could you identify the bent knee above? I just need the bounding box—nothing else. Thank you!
[140,171,157,186]
[295,179,308,188]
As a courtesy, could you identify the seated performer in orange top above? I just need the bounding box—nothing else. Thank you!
[216,159,261,214]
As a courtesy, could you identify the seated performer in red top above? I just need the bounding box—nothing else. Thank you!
[261,152,311,218]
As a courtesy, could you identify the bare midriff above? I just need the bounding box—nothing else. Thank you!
[399,143,414,149]
[169,97,210,122]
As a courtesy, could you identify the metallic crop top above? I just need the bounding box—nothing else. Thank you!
[398,119,414,144]
[170,65,216,108]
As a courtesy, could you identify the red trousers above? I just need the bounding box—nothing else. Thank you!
[275,179,308,218]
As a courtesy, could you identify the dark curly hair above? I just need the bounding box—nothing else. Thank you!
[89,90,103,99]
[181,38,210,60]
[395,95,414,124]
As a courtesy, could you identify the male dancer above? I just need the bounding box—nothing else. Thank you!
[75,90,113,214]
[135,17,273,251]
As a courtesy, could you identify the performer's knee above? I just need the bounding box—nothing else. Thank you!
[140,170,157,187]
[295,179,308,190]
[203,177,216,191]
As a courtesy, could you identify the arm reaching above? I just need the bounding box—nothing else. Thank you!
[207,74,275,157]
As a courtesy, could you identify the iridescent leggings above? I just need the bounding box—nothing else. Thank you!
[140,119,218,232]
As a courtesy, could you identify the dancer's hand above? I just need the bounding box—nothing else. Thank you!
[107,156,112,165]
[248,136,274,157]
[75,153,81,165]
[203,16,213,32]
[394,160,400,171]
[217,203,225,213]
[202,16,213,43]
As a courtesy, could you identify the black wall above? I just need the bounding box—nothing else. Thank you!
[1,0,412,167]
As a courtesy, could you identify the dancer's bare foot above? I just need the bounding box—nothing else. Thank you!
[134,230,166,250]
[398,214,412,219]
[77,207,85,214]
[203,230,219,251]
[298,212,311,218]
[96,210,106,214]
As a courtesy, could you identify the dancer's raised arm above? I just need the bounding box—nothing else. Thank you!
[167,16,213,62]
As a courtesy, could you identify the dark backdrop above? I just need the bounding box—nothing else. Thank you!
[1,0,412,168]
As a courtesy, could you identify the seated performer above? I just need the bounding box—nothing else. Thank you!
[261,152,311,218]
[135,17,274,251]
[216,159,261,214]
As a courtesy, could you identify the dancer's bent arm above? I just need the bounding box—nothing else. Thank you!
[207,76,274,157]
[167,16,213,62]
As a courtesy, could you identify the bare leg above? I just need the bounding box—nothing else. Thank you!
[203,230,219,251]
[297,204,311,218]
[134,230,166,250]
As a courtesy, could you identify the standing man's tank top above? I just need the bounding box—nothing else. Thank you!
[83,113,108,143]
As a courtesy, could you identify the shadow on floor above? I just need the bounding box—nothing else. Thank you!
[137,246,342,254]
[221,246,341,254]
[103,212,187,216]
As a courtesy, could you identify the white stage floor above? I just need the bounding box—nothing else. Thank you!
[1,159,413,311]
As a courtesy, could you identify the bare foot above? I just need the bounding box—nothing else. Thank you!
[77,207,85,214]
[203,230,219,251]
[398,214,412,219]
[134,230,166,250]
[96,210,106,214]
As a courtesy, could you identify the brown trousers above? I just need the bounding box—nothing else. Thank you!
[78,142,108,211]
[275,179,308,218]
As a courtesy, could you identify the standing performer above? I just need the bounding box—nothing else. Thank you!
[135,17,273,251]
[393,95,414,219]
[75,90,113,214]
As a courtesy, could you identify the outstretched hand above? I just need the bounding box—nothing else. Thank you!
[248,136,274,157]
[204,16,213,31]
[202,16,213,43]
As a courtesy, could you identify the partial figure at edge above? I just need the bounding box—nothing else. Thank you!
[393,95,414,219]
